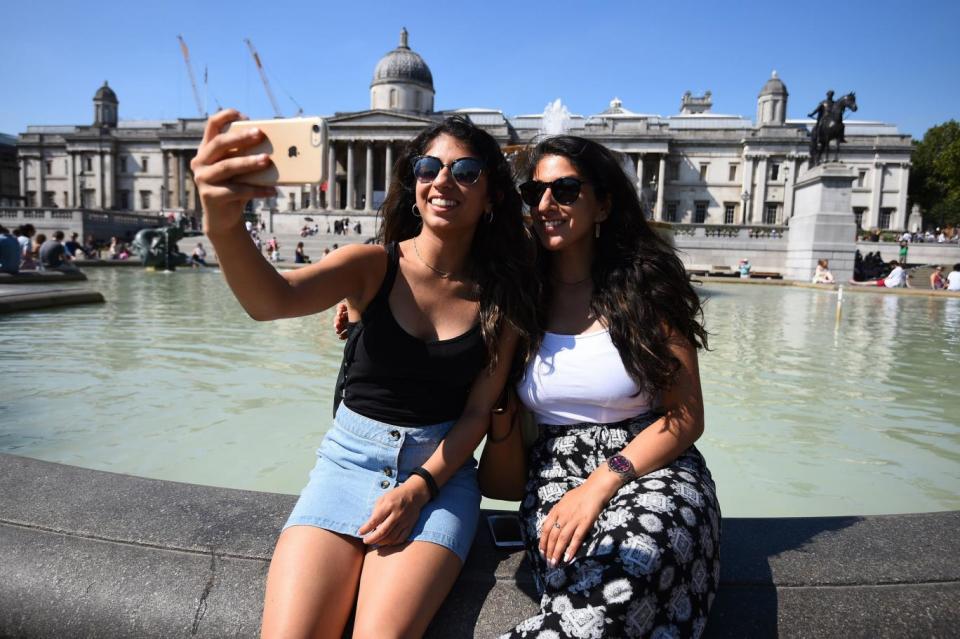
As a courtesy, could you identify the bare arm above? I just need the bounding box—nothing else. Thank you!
[192,109,385,319]
[359,328,520,545]
[540,333,705,565]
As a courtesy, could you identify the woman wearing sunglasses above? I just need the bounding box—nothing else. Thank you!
[479,136,720,638]
[191,110,536,638]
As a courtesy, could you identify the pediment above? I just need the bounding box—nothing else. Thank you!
[328,109,438,126]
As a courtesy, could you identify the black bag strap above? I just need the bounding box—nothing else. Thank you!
[332,242,398,417]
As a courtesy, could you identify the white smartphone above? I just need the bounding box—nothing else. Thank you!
[225,117,328,186]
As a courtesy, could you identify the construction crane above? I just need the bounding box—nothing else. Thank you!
[177,34,206,118]
[244,38,303,117]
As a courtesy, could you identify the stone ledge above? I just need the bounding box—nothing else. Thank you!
[0,288,105,313]
[0,453,956,638]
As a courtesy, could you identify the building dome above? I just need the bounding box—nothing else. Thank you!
[759,70,788,97]
[371,28,434,91]
[94,81,118,103]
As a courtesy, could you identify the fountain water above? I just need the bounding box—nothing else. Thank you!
[540,98,572,136]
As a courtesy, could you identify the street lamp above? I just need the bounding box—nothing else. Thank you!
[740,192,750,226]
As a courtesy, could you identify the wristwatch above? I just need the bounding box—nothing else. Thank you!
[606,454,638,482]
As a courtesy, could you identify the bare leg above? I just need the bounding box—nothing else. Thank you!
[261,526,365,639]
[352,541,463,639]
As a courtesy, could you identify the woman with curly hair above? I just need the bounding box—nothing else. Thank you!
[480,136,720,638]
[192,110,536,638]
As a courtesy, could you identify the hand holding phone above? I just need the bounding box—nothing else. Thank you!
[225,117,328,186]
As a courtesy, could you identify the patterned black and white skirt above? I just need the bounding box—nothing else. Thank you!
[499,414,721,639]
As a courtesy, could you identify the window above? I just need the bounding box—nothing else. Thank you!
[694,201,708,223]
[26,191,36,207]
[119,190,130,210]
[45,160,52,175]
[82,189,95,208]
[389,88,398,108]
[724,203,736,224]
[857,170,866,188]
[770,163,780,181]
[764,203,778,225]
[879,208,893,229]
[728,164,738,182]
[853,207,866,228]
[665,202,678,223]
[699,164,708,181]
[415,91,422,111]
[141,156,149,173]
[302,192,310,208]
[63,191,68,207]
[140,190,152,210]
[84,156,92,172]
[119,156,127,173]
[668,161,680,180]
[64,159,69,174]
[42,191,55,206]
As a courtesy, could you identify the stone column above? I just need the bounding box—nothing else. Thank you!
[178,152,187,209]
[162,152,170,209]
[327,142,338,210]
[754,155,768,223]
[38,154,47,206]
[741,153,755,224]
[364,144,374,212]
[103,152,114,209]
[896,162,911,230]
[869,157,884,229]
[20,157,29,206]
[346,142,355,210]
[385,143,393,193]
[655,155,666,220]
[69,153,78,208]
[636,154,645,193]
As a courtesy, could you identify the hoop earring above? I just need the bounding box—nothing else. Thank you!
[411,203,421,218]
[485,208,494,223]
[595,223,601,238]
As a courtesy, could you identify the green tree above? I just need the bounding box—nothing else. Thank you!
[909,120,960,230]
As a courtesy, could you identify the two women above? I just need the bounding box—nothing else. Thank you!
[193,110,535,638]
[479,137,720,638]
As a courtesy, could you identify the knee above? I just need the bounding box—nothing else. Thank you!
[351,615,404,639]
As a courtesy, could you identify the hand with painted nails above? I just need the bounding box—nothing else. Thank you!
[334,302,350,340]
[539,483,609,567]
[190,109,277,237]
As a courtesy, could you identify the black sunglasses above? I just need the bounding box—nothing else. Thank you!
[519,177,584,207]
[411,155,484,185]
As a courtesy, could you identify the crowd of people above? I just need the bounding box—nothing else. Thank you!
[0,224,102,273]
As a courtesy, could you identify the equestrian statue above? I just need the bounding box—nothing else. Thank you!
[807,90,858,166]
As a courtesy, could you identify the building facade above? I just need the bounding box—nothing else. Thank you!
[14,31,913,233]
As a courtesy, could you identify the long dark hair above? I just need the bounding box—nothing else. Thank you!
[520,136,708,398]
[376,116,538,372]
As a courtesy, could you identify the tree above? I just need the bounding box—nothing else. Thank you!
[909,120,960,230]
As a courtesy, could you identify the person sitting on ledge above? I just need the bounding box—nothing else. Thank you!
[293,241,310,264]
[190,242,208,268]
[812,259,835,284]
[930,265,946,290]
[192,110,536,638]
[947,263,960,292]
[848,259,909,288]
[39,230,78,272]
[0,225,21,274]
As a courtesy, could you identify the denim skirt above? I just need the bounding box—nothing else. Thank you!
[284,402,481,563]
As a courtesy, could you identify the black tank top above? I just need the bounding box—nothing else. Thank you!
[341,242,486,427]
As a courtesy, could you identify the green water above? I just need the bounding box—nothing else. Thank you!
[1,269,958,517]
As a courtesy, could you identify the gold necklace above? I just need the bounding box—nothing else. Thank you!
[412,236,451,279]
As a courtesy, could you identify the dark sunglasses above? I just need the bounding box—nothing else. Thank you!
[411,155,484,185]
[519,177,584,207]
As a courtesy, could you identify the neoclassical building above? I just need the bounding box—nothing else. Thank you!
[15,29,914,233]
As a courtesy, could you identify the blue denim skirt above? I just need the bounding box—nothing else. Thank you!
[284,402,481,563]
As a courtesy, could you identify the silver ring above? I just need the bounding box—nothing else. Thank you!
[553,522,562,530]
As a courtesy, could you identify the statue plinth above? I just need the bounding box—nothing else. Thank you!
[785,163,858,282]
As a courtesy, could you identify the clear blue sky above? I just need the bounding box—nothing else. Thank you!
[2,0,957,139]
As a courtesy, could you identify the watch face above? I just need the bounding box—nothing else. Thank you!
[608,455,633,475]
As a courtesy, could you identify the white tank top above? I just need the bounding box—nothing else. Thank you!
[517,329,654,426]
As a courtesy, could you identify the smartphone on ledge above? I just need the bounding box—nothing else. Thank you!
[487,513,524,548]
[225,117,327,186]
